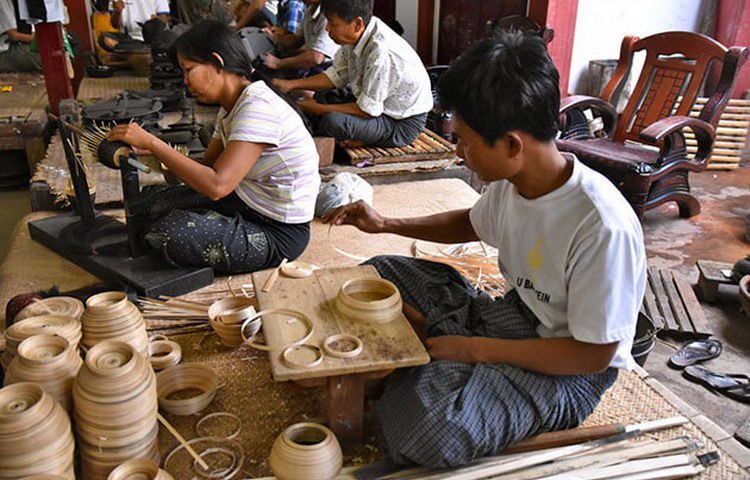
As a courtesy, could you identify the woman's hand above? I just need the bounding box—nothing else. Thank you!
[321,200,386,234]
[108,123,158,151]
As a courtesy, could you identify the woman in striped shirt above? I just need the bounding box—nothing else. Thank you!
[109,20,320,274]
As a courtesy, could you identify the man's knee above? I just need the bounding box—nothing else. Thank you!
[318,111,352,137]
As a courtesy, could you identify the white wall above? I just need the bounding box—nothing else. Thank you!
[569,0,709,94]
[395,0,419,49]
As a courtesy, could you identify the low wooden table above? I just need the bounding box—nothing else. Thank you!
[252,265,430,448]
[0,73,50,174]
[696,260,736,303]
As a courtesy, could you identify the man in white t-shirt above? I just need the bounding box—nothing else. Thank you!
[0,0,41,72]
[323,31,646,468]
[111,0,170,41]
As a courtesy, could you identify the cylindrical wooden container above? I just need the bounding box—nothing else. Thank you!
[208,297,256,347]
[14,297,85,323]
[2,315,81,370]
[81,292,149,357]
[336,278,402,324]
[107,459,174,480]
[0,383,75,480]
[4,334,83,412]
[269,423,343,480]
[156,363,218,416]
[73,341,159,479]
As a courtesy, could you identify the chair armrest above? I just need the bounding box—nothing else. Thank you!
[559,95,618,137]
[640,116,714,163]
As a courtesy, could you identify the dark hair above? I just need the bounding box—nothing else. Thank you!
[438,30,560,144]
[321,0,373,25]
[171,20,308,128]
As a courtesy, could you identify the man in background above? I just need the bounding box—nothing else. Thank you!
[0,0,42,72]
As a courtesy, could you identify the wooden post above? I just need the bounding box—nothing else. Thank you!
[417,0,435,65]
[326,374,366,449]
[35,22,74,115]
[528,0,580,95]
[63,0,94,91]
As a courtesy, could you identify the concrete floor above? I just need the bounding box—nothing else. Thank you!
[641,167,750,439]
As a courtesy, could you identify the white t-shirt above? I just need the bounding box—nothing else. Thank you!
[213,81,320,224]
[0,0,17,53]
[469,155,646,370]
[113,0,170,41]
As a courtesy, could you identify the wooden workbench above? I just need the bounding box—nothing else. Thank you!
[0,73,50,175]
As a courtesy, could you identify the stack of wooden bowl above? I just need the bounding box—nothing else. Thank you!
[208,297,256,347]
[0,382,76,479]
[81,292,149,357]
[4,334,83,412]
[14,297,85,322]
[73,341,159,479]
[2,315,82,370]
[107,459,174,480]
[269,423,343,480]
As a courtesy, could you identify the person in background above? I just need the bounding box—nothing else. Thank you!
[0,0,42,72]
[273,0,432,148]
[234,0,277,30]
[262,0,338,76]
[111,0,170,42]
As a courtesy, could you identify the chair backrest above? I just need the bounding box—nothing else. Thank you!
[601,31,740,144]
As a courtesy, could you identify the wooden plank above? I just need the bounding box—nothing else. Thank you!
[648,267,679,332]
[659,269,690,333]
[642,282,664,329]
[251,265,430,382]
[673,273,711,338]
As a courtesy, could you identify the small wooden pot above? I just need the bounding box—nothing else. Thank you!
[2,315,82,370]
[336,278,402,324]
[14,296,84,322]
[269,423,343,480]
[4,334,82,412]
[73,341,158,479]
[148,339,182,371]
[107,458,174,480]
[82,291,149,357]
[208,297,256,348]
[156,363,219,416]
[0,382,76,479]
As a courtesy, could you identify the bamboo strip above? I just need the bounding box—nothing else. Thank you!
[686,147,741,156]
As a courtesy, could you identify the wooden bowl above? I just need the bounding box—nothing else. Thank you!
[156,363,219,416]
[208,297,257,347]
[336,278,402,324]
[269,423,343,480]
[107,458,174,480]
[3,315,82,369]
[14,296,84,322]
[82,291,148,356]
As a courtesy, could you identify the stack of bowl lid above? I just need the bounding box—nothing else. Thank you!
[208,297,256,348]
[107,459,174,480]
[73,341,159,479]
[14,297,84,323]
[81,292,149,357]
[2,315,82,370]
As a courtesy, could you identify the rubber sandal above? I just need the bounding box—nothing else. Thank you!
[669,338,723,369]
[683,365,750,403]
[736,415,750,448]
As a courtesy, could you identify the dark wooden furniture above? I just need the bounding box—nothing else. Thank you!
[557,32,749,219]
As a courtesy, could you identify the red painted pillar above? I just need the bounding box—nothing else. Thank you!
[35,22,74,115]
[64,0,93,91]
[713,0,750,97]
[528,0,579,95]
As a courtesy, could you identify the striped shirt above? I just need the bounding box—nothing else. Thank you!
[213,81,320,224]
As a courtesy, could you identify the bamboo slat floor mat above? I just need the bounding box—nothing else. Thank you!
[688,97,750,170]
[343,129,456,165]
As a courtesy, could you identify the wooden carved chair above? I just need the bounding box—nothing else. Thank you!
[557,31,748,219]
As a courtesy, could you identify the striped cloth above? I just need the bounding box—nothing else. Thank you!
[366,255,619,468]
[213,81,320,224]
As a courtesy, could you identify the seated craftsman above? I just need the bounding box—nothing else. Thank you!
[0,0,42,73]
[273,0,433,148]
[108,20,320,274]
[233,0,277,29]
[262,0,339,76]
[323,31,647,467]
[99,0,170,52]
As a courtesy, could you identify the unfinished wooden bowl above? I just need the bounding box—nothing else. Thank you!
[73,341,159,479]
[4,334,83,412]
[14,297,84,322]
[148,339,182,371]
[0,382,75,480]
[208,297,256,347]
[269,423,343,480]
[2,315,82,370]
[82,291,149,357]
[156,363,218,416]
[336,278,402,324]
[107,459,174,480]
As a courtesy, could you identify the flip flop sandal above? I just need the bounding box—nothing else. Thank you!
[669,338,723,369]
[736,415,750,448]
[683,366,750,403]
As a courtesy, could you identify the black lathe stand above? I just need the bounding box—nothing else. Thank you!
[28,119,214,297]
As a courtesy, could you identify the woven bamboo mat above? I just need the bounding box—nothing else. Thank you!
[688,97,750,170]
[76,75,150,102]
[344,129,456,165]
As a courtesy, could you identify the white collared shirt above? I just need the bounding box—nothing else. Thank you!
[302,4,338,59]
[324,16,433,120]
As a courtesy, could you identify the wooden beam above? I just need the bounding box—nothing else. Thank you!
[529,0,579,95]
[417,0,435,65]
[35,22,74,115]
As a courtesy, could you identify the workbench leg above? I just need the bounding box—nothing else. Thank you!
[326,374,366,449]
[696,274,719,303]
[24,136,46,176]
